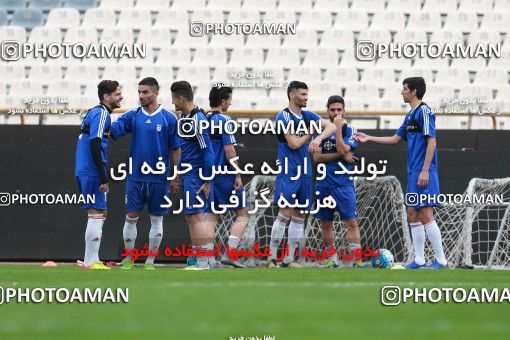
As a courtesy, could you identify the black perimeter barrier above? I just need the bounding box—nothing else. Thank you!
[0,125,509,262]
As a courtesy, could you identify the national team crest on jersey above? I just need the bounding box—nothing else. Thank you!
[156,124,162,131]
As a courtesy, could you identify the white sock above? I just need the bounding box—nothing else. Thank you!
[348,243,361,266]
[196,244,210,268]
[122,215,138,262]
[269,214,289,261]
[93,227,103,264]
[204,242,216,265]
[228,235,240,250]
[424,220,447,265]
[410,222,426,265]
[146,215,163,264]
[84,214,103,266]
[283,216,305,264]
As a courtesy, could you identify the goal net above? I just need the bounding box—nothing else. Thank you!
[214,175,510,269]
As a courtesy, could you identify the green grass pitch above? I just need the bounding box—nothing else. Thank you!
[0,265,509,339]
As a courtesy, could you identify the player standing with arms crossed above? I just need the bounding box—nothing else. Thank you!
[354,77,448,269]
[268,81,337,268]
[110,77,180,270]
[75,80,123,270]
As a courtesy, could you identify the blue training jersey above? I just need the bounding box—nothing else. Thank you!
[316,124,359,188]
[396,102,438,174]
[110,105,179,184]
[75,104,111,177]
[178,107,214,177]
[275,107,321,178]
[207,111,236,176]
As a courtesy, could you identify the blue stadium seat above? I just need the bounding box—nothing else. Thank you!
[0,0,25,12]
[11,9,44,29]
[0,9,7,25]
[64,0,97,12]
[29,0,62,11]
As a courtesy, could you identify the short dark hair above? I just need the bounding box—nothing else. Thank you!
[327,95,345,109]
[171,80,193,102]
[97,80,119,101]
[138,77,159,91]
[287,80,308,100]
[209,85,233,107]
[402,77,426,100]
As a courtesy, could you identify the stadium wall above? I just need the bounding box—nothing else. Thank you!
[0,126,509,261]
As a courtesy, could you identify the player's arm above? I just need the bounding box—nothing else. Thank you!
[109,110,134,140]
[88,109,109,190]
[308,119,336,153]
[168,115,182,195]
[284,133,312,150]
[196,114,214,198]
[418,107,437,187]
[354,133,402,145]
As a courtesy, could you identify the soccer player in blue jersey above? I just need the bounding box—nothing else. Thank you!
[205,85,249,268]
[354,77,448,269]
[312,96,364,268]
[268,81,338,268]
[171,81,216,270]
[75,80,123,270]
[110,77,180,270]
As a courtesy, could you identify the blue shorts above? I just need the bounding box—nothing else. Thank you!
[125,180,169,215]
[405,170,441,211]
[208,175,248,213]
[273,176,313,211]
[76,176,107,210]
[182,174,214,215]
[314,185,357,221]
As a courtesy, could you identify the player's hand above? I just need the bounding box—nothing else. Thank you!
[418,170,429,188]
[342,153,359,164]
[99,183,109,193]
[333,115,344,129]
[197,183,211,200]
[233,175,243,191]
[170,179,180,195]
[353,132,370,143]
[308,137,321,154]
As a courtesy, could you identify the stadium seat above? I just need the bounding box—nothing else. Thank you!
[120,47,154,66]
[209,33,245,49]
[307,82,342,103]
[265,48,300,67]
[320,30,354,48]
[475,69,508,86]
[278,0,312,11]
[134,0,168,10]
[82,8,115,29]
[45,8,80,28]
[251,66,285,82]
[324,67,358,84]
[381,83,403,98]
[29,0,61,12]
[46,80,81,96]
[400,68,433,82]
[29,64,63,80]
[154,10,188,30]
[351,0,385,10]
[370,11,406,30]
[64,27,98,44]
[229,98,253,110]
[468,30,501,45]
[458,0,493,12]
[173,30,209,48]
[207,0,242,11]
[233,86,268,101]
[469,116,496,130]
[450,56,488,71]
[263,10,295,24]
[229,48,264,66]
[100,28,134,44]
[358,30,392,44]
[495,87,510,101]
[282,30,318,48]
[494,0,510,11]
[0,0,24,13]
[313,0,349,10]
[100,0,133,8]
[435,68,470,84]
[117,10,152,29]
[190,9,224,23]
[28,26,62,43]
[64,0,97,12]
[333,11,368,30]
[65,64,99,80]
[345,83,379,100]
[43,113,83,125]
[172,0,205,9]
[367,99,405,111]
[376,56,412,69]
[0,26,27,42]
[426,85,455,102]
[138,27,172,48]
[193,81,212,98]
[302,47,338,66]
[212,65,248,82]
[429,30,464,44]
[480,12,510,32]
[102,65,137,81]
[0,64,24,79]
[435,116,466,129]
[67,95,98,109]
[339,48,360,67]
[174,66,211,83]
[458,85,493,100]
[193,47,228,66]
[443,12,478,32]
[242,0,276,10]
[156,47,191,66]
[245,33,283,48]
[227,10,260,23]
[386,0,421,11]
[297,11,332,31]
[139,65,173,82]
[412,57,449,70]
[82,80,100,97]
[407,12,442,31]
[254,97,287,110]
[363,68,397,84]
[11,9,44,29]
[287,67,322,83]
[487,47,510,68]
[422,0,457,12]
[393,30,427,44]
[343,98,366,111]
[0,9,7,25]
[10,80,45,96]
